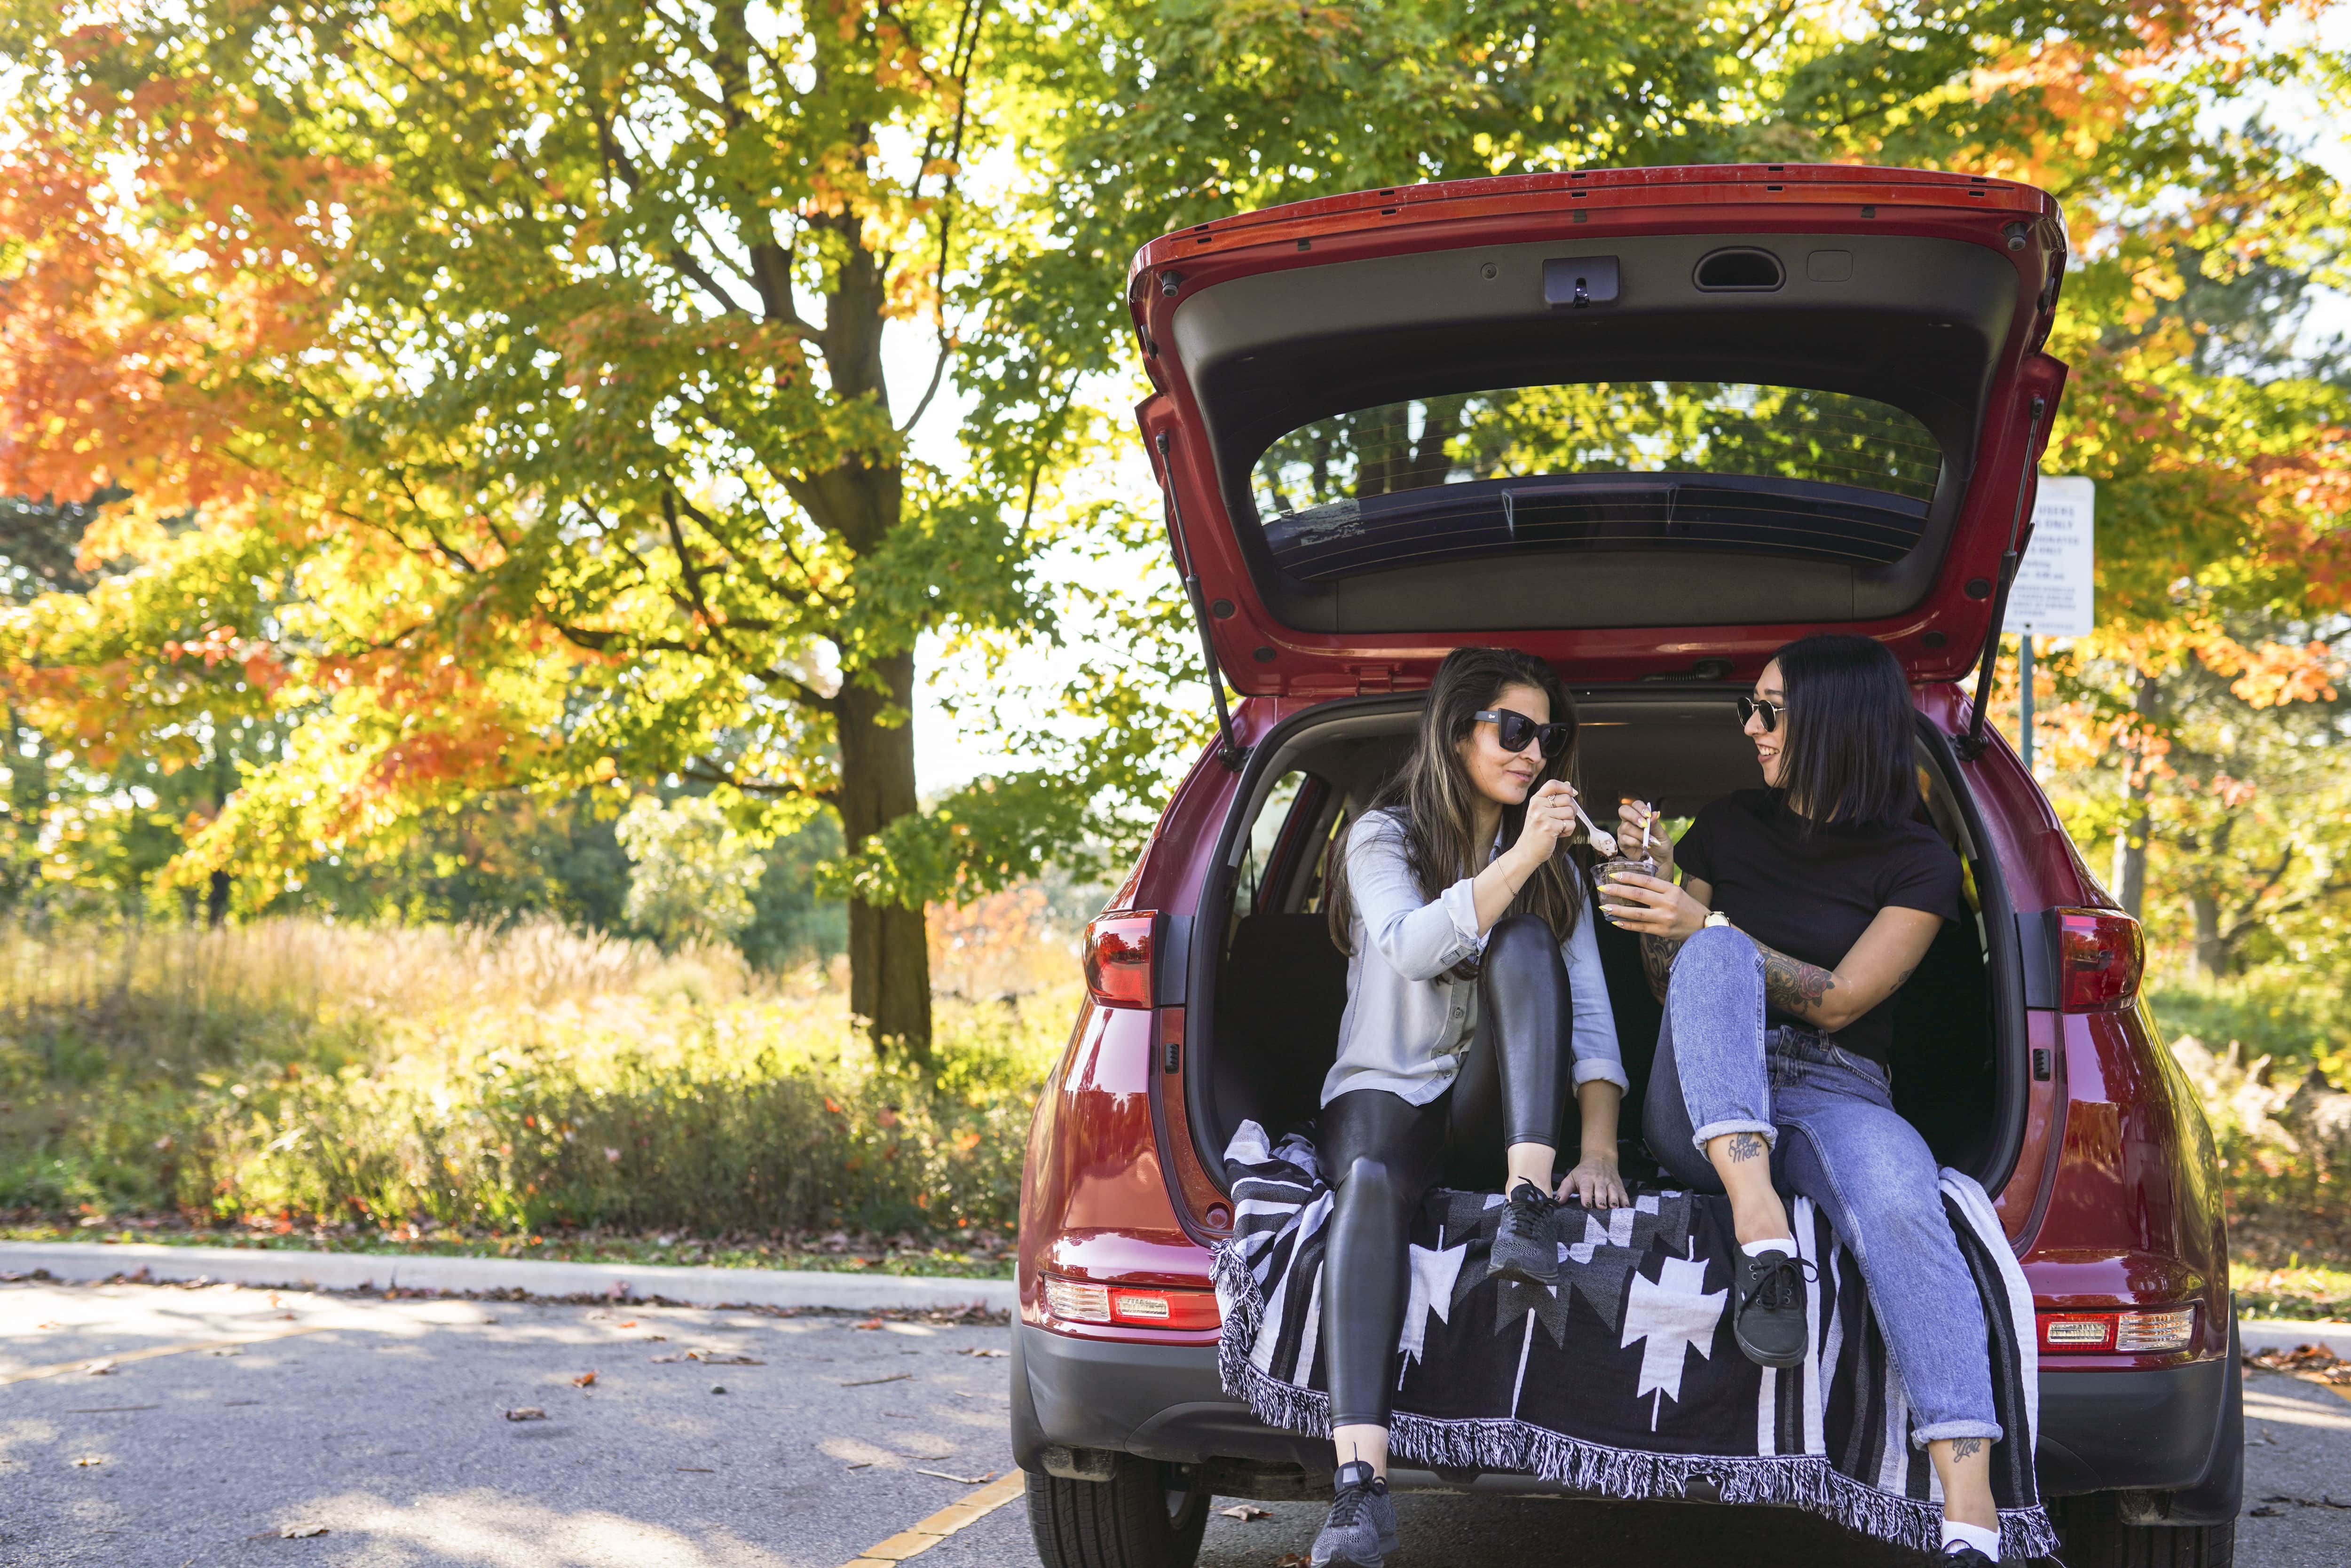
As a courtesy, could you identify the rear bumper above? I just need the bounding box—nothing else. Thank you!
[1010,1323,1329,1474]
[1013,1321,2240,1509]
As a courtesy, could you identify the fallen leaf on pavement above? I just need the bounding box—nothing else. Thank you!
[1220,1504,1271,1521]
[1277,1554,1310,1568]
[957,1347,1007,1358]
[616,1321,638,1329]
[852,1318,884,1331]
[74,1456,103,1467]
[917,1468,997,1485]
[504,1408,547,1422]
[649,1349,765,1364]
[571,1371,598,1387]
[840,1372,911,1387]
[281,1526,329,1539]
[82,1360,116,1376]
[641,1334,668,1342]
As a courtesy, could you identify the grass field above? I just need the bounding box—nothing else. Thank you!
[0,915,1071,1254]
[2,919,2343,1312]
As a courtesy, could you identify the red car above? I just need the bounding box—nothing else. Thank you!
[1013,165,2238,1568]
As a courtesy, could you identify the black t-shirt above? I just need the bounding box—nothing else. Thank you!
[1675,789,1964,1066]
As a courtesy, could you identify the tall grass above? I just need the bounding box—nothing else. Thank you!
[0,914,1076,1238]
[2153,968,2351,1292]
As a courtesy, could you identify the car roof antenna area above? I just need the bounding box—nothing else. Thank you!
[1154,431,1246,771]
[1957,395,2047,764]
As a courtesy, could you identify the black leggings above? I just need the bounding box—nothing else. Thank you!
[1319,913,1576,1428]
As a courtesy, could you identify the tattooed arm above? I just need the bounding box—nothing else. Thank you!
[1741,910,1942,1030]
[1639,930,1682,1003]
[1610,871,1942,1027]
[1634,875,1712,1001]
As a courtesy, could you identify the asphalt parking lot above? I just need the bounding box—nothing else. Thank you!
[1,1279,2344,1567]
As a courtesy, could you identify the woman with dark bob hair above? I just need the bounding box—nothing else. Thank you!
[1304,645,1626,1568]
[1602,633,2004,1567]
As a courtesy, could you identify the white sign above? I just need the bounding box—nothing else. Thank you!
[2004,475,2095,638]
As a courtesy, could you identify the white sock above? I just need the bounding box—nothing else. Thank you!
[1740,1237,1795,1258]
[1941,1519,2000,1558]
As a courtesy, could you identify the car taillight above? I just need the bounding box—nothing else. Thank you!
[1042,1275,1220,1330]
[2037,1305,2196,1354]
[2058,908,2143,1012]
[1083,912,1156,1009]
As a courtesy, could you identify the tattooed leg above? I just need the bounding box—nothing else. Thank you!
[1704,1129,1791,1246]
[1927,1435,1999,1529]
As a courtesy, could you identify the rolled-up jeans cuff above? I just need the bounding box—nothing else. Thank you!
[1912,1419,2004,1449]
[1689,1118,1774,1156]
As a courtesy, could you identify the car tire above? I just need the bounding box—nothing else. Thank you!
[1026,1455,1210,1568]
[2051,1495,2236,1568]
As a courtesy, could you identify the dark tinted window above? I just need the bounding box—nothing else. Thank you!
[1252,383,1944,582]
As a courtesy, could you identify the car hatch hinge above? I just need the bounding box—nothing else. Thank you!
[1957,394,2047,763]
[1153,430,1246,771]
[1355,664,1394,694]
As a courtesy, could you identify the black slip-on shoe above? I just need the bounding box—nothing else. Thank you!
[1731,1245,1815,1369]
[1940,1547,1998,1567]
[1310,1460,1399,1568]
[1489,1180,1561,1286]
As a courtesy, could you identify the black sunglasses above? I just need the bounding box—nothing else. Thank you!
[1736,696,1785,733]
[1474,708,1574,759]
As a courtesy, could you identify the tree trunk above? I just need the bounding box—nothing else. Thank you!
[2112,671,2156,919]
[2188,890,2225,981]
[835,648,931,1064]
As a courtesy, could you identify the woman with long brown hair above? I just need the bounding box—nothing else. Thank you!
[1306,645,1625,1568]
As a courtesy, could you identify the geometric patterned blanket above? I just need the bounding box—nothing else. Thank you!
[1211,1122,2059,1560]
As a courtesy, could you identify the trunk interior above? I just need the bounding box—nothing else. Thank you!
[1188,688,2019,1195]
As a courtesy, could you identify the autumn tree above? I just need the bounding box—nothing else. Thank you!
[5,0,2346,1054]
[0,0,1115,1060]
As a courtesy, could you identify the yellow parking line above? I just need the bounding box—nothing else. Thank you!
[0,1326,330,1386]
[839,1471,1026,1567]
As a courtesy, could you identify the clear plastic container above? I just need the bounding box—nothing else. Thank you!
[1595,853,1659,928]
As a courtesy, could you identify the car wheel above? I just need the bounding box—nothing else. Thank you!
[1026,1455,1210,1568]
[2051,1495,2235,1568]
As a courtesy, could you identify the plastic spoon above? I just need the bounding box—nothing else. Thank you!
[1569,792,1617,857]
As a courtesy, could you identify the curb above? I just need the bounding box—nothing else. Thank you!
[2240,1317,2351,1360]
[0,1240,1016,1314]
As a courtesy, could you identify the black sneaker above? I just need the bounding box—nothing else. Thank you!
[1941,1547,1998,1567]
[1731,1245,1815,1368]
[1310,1460,1398,1568]
[1490,1180,1560,1286]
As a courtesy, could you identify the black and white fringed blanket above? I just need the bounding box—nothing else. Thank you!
[1212,1122,2058,1560]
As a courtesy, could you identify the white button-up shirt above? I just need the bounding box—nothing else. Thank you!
[1320,809,1626,1108]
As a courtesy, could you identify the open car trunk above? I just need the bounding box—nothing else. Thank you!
[1131,165,2067,697]
[1182,689,2028,1197]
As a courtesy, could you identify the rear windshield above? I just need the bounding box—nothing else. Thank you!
[1251,382,1944,582]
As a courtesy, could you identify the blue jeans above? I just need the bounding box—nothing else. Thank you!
[1643,924,2002,1447]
